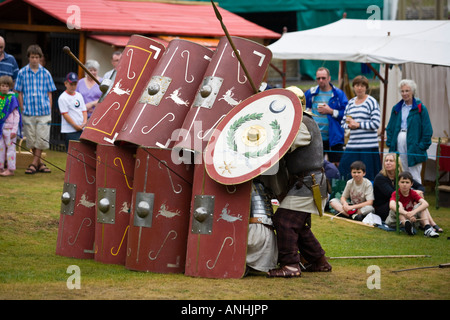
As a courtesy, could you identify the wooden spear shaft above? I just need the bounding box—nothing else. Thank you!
[328,255,431,260]
[392,262,450,273]
[323,213,374,228]
[63,46,101,86]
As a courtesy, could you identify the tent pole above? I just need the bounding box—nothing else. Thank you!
[365,63,384,82]
[364,62,389,163]
[395,152,400,233]
[268,62,286,88]
[78,32,86,80]
[338,61,344,88]
[380,63,390,163]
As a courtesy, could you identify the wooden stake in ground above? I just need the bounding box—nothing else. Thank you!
[323,213,374,227]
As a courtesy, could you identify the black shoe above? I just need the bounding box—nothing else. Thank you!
[404,220,414,235]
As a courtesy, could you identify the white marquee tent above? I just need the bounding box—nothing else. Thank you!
[268,19,450,141]
[268,19,450,67]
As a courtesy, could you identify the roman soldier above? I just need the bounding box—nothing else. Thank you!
[267,86,332,278]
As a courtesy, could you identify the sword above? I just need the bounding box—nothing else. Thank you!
[311,173,323,217]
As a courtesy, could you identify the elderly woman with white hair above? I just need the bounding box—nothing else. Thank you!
[76,59,103,118]
[385,79,433,183]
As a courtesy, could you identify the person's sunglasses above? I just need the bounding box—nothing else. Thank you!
[316,77,327,80]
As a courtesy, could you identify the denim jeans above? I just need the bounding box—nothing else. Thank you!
[64,131,82,151]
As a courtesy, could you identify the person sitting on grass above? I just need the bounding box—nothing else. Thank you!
[385,171,439,237]
[329,160,374,221]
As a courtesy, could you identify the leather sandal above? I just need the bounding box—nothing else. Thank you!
[267,264,301,278]
[38,163,51,173]
[303,256,332,272]
[25,164,38,175]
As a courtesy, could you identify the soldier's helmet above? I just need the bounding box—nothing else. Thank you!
[285,86,306,111]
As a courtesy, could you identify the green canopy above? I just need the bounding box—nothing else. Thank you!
[196,0,381,13]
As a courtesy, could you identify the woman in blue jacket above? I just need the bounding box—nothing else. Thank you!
[385,79,433,183]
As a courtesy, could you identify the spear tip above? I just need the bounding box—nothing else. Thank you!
[210,0,222,21]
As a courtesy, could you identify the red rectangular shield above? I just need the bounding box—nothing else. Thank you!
[94,144,136,265]
[185,157,252,278]
[125,147,194,273]
[56,140,97,259]
[116,39,213,148]
[81,35,165,145]
[173,36,272,153]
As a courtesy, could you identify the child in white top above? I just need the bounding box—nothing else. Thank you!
[329,160,374,220]
[58,72,87,150]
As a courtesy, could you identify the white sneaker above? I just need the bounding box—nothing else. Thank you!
[424,227,439,238]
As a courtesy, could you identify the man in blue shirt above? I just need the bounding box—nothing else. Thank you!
[14,44,56,174]
[0,36,19,82]
[305,67,348,167]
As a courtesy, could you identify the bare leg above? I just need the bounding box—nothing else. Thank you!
[418,209,432,227]
[32,148,42,167]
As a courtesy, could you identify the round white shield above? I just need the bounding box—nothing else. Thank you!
[204,88,303,185]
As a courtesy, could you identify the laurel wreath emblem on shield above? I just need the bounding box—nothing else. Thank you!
[226,112,282,158]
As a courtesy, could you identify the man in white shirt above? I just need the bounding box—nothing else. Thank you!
[103,50,122,81]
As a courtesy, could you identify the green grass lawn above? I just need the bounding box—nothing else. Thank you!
[1,149,449,301]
